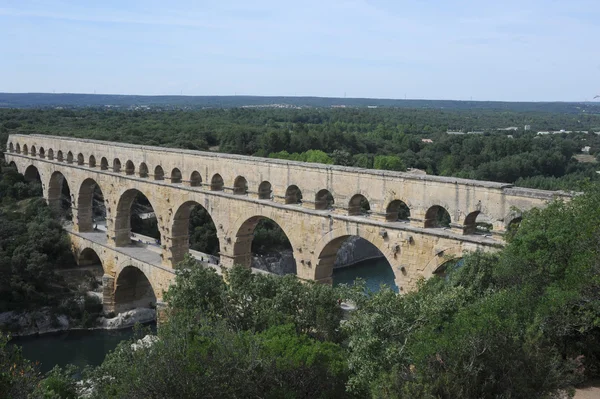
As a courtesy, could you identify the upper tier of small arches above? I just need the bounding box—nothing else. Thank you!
[6,137,539,235]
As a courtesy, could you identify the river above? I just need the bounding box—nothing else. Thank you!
[14,258,395,373]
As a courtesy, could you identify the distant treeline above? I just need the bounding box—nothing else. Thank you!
[1,92,600,114]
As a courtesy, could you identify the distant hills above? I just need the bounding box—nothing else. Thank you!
[1,92,599,114]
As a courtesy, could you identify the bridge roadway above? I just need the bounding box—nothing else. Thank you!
[5,134,570,313]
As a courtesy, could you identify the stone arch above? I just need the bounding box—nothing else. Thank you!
[506,216,523,237]
[57,150,64,162]
[113,265,157,313]
[421,246,466,278]
[8,142,14,152]
[190,171,202,187]
[30,145,36,156]
[258,181,272,200]
[125,160,135,176]
[170,201,220,266]
[211,173,224,191]
[139,163,149,178]
[77,178,106,232]
[315,189,334,210]
[312,226,398,287]
[231,214,297,274]
[48,171,72,220]
[171,168,182,184]
[89,155,96,168]
[77,247,104,273]
[76,153,84,165]
[66,151,74,164]
[285,185,302,204]
[386,199,411,222]
[154,165,164,180]
[114,188,161,246]
[100,157,108,170]
[23,144,28,155]
[233,176,248,195]
[463,210,493,235]
[424,205,451,228]
[24,165,42,184]
[47,148,54,160]
[15,143,21,154]
[113,158,121,173]
[39,147,45,158]
[7,161,17,171]
[348,194,370,216]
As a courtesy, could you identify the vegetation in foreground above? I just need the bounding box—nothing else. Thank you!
[3,184,599,398]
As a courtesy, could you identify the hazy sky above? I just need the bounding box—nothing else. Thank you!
[1,0,599,101]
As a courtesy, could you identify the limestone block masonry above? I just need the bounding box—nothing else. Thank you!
[5,134,571,311]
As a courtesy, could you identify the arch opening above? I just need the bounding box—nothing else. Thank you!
[76,248,104,292]
[115,189,160,246]
[114,266,157,313]
[210,174,224,191]
[30,146,36,156]
[386,200,410,222]
[39,147,45,158]
[125,160,135,176]
[100,157,108,170]
[15,143,21,154]
[348,194,370,216]
[154,166,164,181]
[77,153,84,165]
[23,144,28,155]
[425,205,451,228]
[77,178,106,232]
[506,217,523,239]
[319,236,398,293]
[57,151,64,162]
[315,189,334,210]
[89,155,96,168]
[258,181,272,200]
[233,176,248,195]
[139,163,149,178]
[189,171,202,187]
[8,142,14,152]
[23,165,43,196]
[463,211,493,235]
[66,151,74,164]
[285,185,302,205]
[170,168,182,184]
[113,158,121,173]
[171,202,220,266]
[48,148,54,160]
[48,171,72,221]
[233,217,296,275]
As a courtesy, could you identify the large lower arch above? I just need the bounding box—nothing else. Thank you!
[24,165,41,183]
[77,178,107,232]
[171,201,220,266]
[113,266,157,313]
[77,247,104,270]
[48,171,72,220]
[114,189,160,246]
[231,215,296,275]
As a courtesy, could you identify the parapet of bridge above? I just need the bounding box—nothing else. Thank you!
[5,134,570,311]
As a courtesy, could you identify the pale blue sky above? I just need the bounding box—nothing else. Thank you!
[1,0,599,101]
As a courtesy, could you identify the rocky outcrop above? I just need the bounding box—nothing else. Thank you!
[0,309,70,336]
[251,237,385,275]
[99,308,156,330]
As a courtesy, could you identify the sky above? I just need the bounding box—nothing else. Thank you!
[0,0,599,101]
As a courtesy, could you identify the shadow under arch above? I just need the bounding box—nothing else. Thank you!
[463,210,493,235]
[171,201,220,266]
[258,181,272,199]
[48,171,72,220]
[315,189,334,210]
[113,265,157,313]
[424,205,451,228]
[386,199,410,222]
[24,164,41,183]
[348,194,370,216]
[77,178,107,232]
[232,215,296,275]
[114,188,160,246]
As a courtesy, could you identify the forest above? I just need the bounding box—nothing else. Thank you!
[1,107,600,191]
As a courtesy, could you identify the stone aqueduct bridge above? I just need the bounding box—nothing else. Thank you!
[5,134,569,312]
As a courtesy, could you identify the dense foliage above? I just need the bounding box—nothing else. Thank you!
[2,107,599,191]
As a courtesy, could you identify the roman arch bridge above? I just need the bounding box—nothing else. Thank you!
[5,134,569,313]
